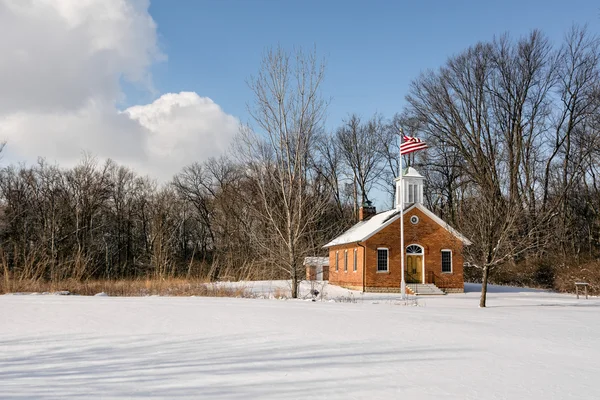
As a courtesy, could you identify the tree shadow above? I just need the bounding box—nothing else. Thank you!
[464,283,549,294]
[0,333,473,399]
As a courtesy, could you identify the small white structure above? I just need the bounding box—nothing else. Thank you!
[304,257,329,281]
[395,167,425,208]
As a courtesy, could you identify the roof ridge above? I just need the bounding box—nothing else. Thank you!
[323,204,472,247]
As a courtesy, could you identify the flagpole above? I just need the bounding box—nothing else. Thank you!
[399,132,406,299]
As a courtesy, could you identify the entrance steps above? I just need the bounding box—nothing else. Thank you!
[406,283,445,295]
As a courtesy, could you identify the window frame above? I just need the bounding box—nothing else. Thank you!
[377,247,389,273]
[353,248,358,272]
[406,244,424,255]
[441,249,452,273]
[344,250,348,273]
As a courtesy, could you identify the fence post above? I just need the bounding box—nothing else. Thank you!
[575,282,589,300]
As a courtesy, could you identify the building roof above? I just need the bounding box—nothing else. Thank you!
[303,257,329,267]
[394,167,425,182]
[403,167,424,178]
[323,203,472,248]
[323,208,401,248]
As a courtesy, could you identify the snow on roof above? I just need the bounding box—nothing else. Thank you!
[323,208,401,248]
[303,257,329,267]
[323,203,472,248]
[414,204,473,246]
[394,167,424,182]
[403,167,424,178]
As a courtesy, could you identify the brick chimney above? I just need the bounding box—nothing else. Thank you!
[359,200,376,221]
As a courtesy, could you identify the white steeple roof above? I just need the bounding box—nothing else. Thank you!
[403,167,423,178]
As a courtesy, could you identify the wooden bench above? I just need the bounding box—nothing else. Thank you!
[575,282,589,299]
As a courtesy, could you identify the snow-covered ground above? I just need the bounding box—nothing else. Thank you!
[1,282,599,399]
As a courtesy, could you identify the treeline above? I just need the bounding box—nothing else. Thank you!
[0,120,393,293]
[2,28,600,299]
[0,46,405,298]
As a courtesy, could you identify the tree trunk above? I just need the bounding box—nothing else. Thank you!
[291,266,298,299]
[480,264,490,308]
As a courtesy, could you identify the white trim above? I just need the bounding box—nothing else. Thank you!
[412,204,473,245]
[344,250,348,273]
[353,248,358,273]
[441,249,453,273]
[405,244,425,284]
[376,247,389,273]
[323,209,399,248]
[406,243,424,254]
[361,211,401,242]
[323,203,472,248]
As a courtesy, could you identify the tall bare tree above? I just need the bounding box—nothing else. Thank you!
[406,32,559,307]
[240,46,328,298]
[336,113,385,215]
[314,134,348,219]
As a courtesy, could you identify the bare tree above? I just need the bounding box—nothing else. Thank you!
[406,32,559,307]
[173,162,216,262]
[336,113,385,216]
[240,46,328,298]
[376,114,402,207]
[314,134,351,219]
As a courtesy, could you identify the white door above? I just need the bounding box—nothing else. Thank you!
[316,266,323,280]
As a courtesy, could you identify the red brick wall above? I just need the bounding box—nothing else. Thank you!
[328,244,364,290]
[363,208,464,291]
[306,266,316,280]
[327,207,465,292]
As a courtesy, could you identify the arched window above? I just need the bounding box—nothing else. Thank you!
[406,244,423,254]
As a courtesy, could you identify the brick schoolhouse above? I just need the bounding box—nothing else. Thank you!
[323,168,472,294]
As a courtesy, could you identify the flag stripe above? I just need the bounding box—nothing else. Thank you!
[401,142,428,150]
[400,143,428,155]
[400,134,428,155]
[401,141,428,150]
[403,135,423,144]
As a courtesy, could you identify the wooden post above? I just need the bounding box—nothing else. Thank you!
[575,282,589,300]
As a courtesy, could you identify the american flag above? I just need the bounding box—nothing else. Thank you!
[400,135,428,155]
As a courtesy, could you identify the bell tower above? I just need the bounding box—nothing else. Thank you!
[395,167,425,209]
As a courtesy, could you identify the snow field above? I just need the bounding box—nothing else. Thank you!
[1,283,599,399]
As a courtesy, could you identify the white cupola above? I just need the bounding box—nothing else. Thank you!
[395,167,425,209]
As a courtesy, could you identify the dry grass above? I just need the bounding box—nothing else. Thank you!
[465,257,600,296]
[0,276,253,298]
[553,261,600,296]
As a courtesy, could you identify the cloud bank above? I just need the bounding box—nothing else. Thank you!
[0,0,239,180]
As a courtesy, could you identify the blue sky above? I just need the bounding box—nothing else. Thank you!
[146,0,599,129]
[2,0,598,189]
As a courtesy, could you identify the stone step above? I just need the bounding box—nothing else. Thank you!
[406,283,445,295]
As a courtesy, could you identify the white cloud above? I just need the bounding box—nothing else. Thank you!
[125,92,239,178]
[0,0,239,180]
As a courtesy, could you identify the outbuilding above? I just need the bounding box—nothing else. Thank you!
[304,257,329,281]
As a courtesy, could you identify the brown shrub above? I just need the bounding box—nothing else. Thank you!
[553,261,600,296]
[0,276,253,298]
[465,257,599,295]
